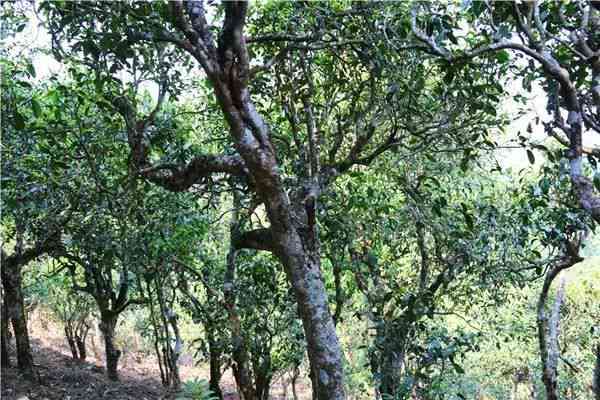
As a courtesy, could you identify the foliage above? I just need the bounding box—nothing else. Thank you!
[2,1,599,399]
[176,378,219,400]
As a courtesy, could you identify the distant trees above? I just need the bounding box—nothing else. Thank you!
[28,273,95,361]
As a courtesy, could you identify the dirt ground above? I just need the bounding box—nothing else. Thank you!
[1,337,174,400]
[1,311,309,400]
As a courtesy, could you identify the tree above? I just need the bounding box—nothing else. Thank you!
[410,0,600,218]
[27,270,95,362]
[43,3,503,396]
[63,188,149,381]
[408,2,599,398]
[323,149,549,397]
[0,57,77,379]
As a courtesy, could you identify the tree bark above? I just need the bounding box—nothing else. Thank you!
[291,365,300,400]
[379,326,407,398]
[166,309,182,390]
[1,293,10,368]
[120,4,347,397]
[380,350,404,397]
[225,251,256,400]
[594,343,600,400]
[207,327,224,400]
[76,337,87,361]
[99,312,121,381]
[65,325,79,360]
[253,352,272,400]
[538,276,566,400]
[275,243,345,400]
[2,267,34,379]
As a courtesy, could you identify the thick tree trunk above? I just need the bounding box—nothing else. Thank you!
[3,268,34,379]
[214,47,346,399]
[275,241,345,400]
[99,313,121,381]
[380,350,404,397]
[254,354,272,400]
[365,308,406,398]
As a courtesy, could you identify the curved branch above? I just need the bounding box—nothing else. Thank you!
[139,154,248,192]
[231,228,275,253]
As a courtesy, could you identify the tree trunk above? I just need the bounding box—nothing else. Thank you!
[1,328,9,368]
[166,309,182,390]
[372,316,406,398]
[76,337,87,361]
[538,276,566,400]
[99,313,121,381]
[255,374,271,400]
[225,253,256,400]
[380,349,404,397]
[145,277,168,386]
[1,294,10,367]
[2,268,34,379]
[226,201,257,400]
[254,354,272,400]
[593,344,600,400]
[74,319,89,361]
[276,244,345,400]
[207,328,224,400]
[217,67,346,399]
[65,325,79,360]
[291,365,300,400]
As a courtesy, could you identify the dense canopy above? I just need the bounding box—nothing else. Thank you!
[1,1,599,400]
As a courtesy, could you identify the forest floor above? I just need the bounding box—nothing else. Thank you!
[1,311,308,400]
[1,337,174,400]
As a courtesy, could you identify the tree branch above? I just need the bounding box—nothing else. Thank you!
[231,228,275,253]
[139,154,248,192]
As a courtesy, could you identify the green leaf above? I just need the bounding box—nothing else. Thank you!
[15,112,25,130]
[453,362,465,374]
[526,149,535,164]
[593,173,600,192]
[496,50,510,64]
[32,98,42,118]
[26,62,36,77]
